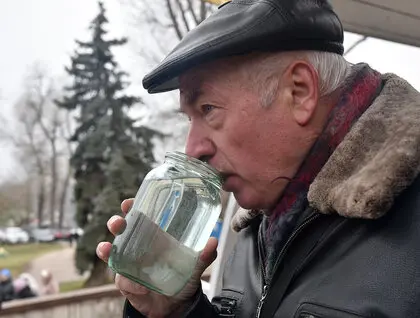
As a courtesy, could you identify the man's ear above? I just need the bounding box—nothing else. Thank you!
[284,61,319,126]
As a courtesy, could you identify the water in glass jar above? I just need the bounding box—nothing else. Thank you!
[108,176,221,296]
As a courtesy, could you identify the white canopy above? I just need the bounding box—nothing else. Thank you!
[323,0,420,48]
[205,0,420,48]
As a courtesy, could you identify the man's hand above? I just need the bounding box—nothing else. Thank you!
[96,199,218,318]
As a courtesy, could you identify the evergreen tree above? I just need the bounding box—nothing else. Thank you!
[56,1,158,286]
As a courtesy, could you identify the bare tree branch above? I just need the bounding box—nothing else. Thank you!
[137,46,165,65]
[120,0,215,61]
[344,35,368,56]
[143,2,169,28]
[2,64,75,228]
[19,100,48,225]
[24,69,62,227]
[0,117,18,146]
[118,0,216,157]
[27,77,54,142]
[175,0,191,33]
[166,0,184,40]
[200,0,207,21]
[186,0,199,25]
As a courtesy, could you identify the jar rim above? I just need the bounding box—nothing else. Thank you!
[165,151,222,184]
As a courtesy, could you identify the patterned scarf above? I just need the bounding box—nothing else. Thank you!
[264,63,383,277]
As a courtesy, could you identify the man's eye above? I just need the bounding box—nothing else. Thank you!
[201,104,215,114]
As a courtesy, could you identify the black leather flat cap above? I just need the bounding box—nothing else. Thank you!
[143,0,344,94]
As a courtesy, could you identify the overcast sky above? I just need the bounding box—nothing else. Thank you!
[1,0,420,181]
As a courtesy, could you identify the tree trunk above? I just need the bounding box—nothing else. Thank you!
[58,166,72,229]
[49,145,58,227]
[37,175,46,226]
[25,179,32,222]
[84,256,110,287]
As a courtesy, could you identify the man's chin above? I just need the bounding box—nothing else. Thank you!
[221,175,237,192]
[231,191,261,210]
[222,177,273,209]
[229,189,276,211]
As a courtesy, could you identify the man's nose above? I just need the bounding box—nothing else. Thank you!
[185,125,216,160]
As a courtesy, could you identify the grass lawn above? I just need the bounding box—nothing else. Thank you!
[0,243,63,278]
[59,279,86,293]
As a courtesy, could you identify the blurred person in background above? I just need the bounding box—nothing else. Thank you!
[0,269,15,304]
[40,269,59,296]
[13,273,39,299]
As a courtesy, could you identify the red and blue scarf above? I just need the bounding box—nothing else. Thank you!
[264,63,383,276]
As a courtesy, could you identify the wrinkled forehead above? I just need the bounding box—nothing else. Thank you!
[179,72,203,108]
[179,70,218,108]
[179,61,223,94]
[179,56,252,106]
[179,85,202,107]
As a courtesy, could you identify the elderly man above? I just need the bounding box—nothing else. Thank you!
[96,0,420,317]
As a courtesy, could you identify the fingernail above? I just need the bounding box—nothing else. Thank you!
[108,215,119,226]
[96,243,104,257]
[98,242,107,252]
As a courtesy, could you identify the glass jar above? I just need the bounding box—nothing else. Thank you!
[108,151,222,296]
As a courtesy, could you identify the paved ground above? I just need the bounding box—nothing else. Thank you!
[27,245,88,285]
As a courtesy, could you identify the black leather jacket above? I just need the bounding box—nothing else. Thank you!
[124,176,420,318]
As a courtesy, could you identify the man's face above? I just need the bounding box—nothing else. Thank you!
[179,56,320,210]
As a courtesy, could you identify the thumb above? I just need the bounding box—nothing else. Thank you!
[195,237,218,275]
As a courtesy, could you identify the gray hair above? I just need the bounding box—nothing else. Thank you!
[243,51,351,107]
[305,51,351,96]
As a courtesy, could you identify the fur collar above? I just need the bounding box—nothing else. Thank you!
[232,74,420,232]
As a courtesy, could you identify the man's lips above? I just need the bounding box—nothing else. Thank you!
[210,166,233,186]
[218,171,232,183]
[221,174,236,191]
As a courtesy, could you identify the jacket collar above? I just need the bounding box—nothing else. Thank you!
[308,73,420,219]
